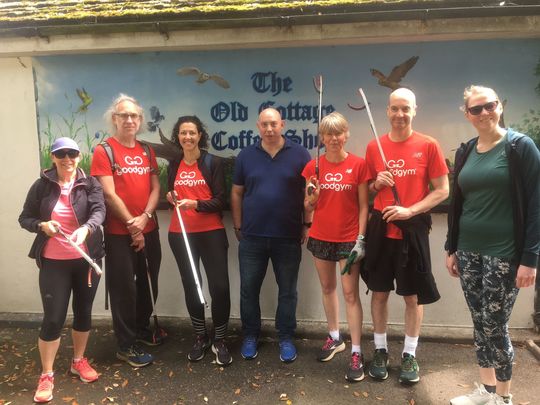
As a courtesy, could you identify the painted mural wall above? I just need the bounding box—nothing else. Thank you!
[33,39,540,197]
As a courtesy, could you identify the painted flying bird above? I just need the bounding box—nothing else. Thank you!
[147,106,165,132]
[76,88,93,112]
[177,67,230,89]
[370,56,419,91]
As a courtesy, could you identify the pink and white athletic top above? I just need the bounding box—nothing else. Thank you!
[42,181,88,260]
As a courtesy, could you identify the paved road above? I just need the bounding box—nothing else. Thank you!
[1,319,538,404]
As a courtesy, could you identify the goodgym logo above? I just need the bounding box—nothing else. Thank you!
[175,171,206,187]
[387,159,416,177]
[115,155,150,176]
[321,172,352,191]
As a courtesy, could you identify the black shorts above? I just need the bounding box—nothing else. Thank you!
[366,237,417,296]
[307,237,355,262]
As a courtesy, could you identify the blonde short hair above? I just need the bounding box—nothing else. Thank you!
[461,85,500,111]
[319,112,349,138]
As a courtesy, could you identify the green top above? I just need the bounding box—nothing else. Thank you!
[457,135,515,258]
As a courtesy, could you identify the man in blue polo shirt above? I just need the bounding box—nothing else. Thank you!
[231,107,311,363]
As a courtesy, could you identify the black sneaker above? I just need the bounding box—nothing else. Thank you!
[136,328,164,347]
[212,339,233,366]
[317,335,346,362]
[345,352,365,382]
[368,348,389,380]
[116,345,154,367]
[188,335,211,361]
[399,353,420,384]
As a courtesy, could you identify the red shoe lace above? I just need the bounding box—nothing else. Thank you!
[322,336,335,350]
[350,352,360,370]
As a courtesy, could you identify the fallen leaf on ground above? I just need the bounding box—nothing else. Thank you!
[234,388,241,395]
[121,379,128,388]
[169,371,174,378]
[518,402,531,405]
[300,391,305,396]
[353,391,361,397]
[62,398,75,403]
[408,400,415,405]
[458,384,471,388]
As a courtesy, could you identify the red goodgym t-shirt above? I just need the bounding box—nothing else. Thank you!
[302,153,369,242]
[90,137,159,235]
[169,160,224,233]
[365,131,448,239]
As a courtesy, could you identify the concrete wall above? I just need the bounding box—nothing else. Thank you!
[1,15,538,329]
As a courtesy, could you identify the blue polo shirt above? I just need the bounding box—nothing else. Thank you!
[233,137,311,239]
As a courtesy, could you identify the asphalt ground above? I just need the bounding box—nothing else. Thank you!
[1,318,539,405]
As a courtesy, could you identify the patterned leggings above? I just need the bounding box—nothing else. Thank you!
[456,251,519,381]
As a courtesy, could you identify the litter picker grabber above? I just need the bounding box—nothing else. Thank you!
[171,191,207,307]
[308,75,323,196]
[143,249,167,343]
[351,88,401,205]
[53,224,102,287]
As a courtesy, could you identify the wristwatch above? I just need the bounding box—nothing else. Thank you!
[143,211,153,219]
[358,234,365,241]
[303,222,312,228]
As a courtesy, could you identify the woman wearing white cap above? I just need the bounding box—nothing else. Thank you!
[19,137,106,403]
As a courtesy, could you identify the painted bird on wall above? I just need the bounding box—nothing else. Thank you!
[76,88,93,112]
[370,56,419,91]
[177,66,230,89]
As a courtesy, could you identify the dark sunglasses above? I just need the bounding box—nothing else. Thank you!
[467,100,499,116]
[53,149,80,159]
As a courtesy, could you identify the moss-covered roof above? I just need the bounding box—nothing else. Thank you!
[0,0,538,35]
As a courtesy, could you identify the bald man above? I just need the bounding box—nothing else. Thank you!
[231,108,311,363]
[363,88,449,384]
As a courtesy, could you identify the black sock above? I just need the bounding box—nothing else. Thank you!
[484,384,496,393]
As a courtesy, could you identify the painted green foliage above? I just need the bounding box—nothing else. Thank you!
[513,57,540,150]
[39,89,169,197]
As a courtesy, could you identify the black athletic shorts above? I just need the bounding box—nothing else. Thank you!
[366,237,417,296]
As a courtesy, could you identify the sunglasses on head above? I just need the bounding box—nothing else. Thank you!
[467,100,499,116]
[53,149,80,159]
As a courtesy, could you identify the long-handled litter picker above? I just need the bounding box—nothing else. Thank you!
[172,191,207,307]
[53,225,102,287]
[354,88,401,205]
[142,249,167,344]
[308,75,324,195]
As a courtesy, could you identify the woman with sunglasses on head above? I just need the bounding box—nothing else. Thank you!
[303,112,370,382]
[19,137,105,403]
[166,115,231,366]
[446,86,540,405]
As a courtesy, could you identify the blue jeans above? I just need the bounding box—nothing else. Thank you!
[239,235,302,339]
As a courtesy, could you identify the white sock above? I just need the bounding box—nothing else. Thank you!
[403,335,419,357]
[73,357,82,363]
[41,371,54,377]
[329,330,340,341]
[373,332,387,351]
[351,345,361,354]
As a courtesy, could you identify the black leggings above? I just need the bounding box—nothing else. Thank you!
[168,229,230,335]
[39,257,100,341]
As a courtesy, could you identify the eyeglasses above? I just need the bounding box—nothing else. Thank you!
[467,101,499,116]
[114,112,140,121]
[53,149,79,159]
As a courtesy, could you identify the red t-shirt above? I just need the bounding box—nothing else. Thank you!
[90,137,159,235]
[365,131,448,239]
[302,153,370,242]
[169,160,224,234]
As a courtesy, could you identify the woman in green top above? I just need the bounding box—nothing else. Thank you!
[445,85,540,405]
